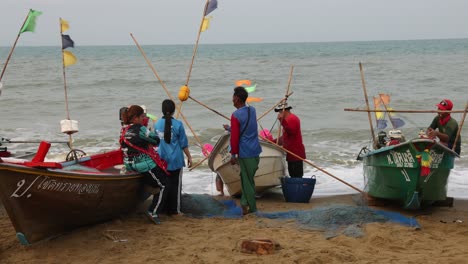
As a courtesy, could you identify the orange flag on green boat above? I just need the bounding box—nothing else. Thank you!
[20,9,42,34]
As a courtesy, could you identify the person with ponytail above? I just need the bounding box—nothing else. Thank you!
[154,99,192,216]
[120,105,169,224]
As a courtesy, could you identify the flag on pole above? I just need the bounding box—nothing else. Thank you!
[63,50,77,67]
[60,18,70,33]
[201,17,212,32]
[374,95,388,129]
[61,35,74,49]
[205,0,218,16]
[20,9,42,34]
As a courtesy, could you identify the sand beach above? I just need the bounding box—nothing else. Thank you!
[1,191,468,264]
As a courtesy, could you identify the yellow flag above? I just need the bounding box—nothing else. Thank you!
[201,17,212,32]
[60,18,70,33]
[63,50,77,66]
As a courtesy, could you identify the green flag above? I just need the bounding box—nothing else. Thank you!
[20,9,42,34]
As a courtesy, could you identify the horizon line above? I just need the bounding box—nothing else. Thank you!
[1,37,467,49]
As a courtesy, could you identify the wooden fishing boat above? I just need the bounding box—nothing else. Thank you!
[358,138,459,209]
[208,132,286,196]
[0,149,144,245]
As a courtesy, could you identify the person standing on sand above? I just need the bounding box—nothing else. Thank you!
[120,105,169,224]
[223,86,262,214]
[273,102,306,178]
[154,99,192,216]
[427,99,461,155]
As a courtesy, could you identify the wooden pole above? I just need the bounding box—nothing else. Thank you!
[60,18,74,149]
[189,95,230,121]
[453,100,468,152]
[189,155,209,171]
[176,0,210,119]
[263,138,364,193]
[130,33,204,149]
[0,10,30,82]
[276,66,294,144]
[359,62,376,146]
[344,108,468,114]
[185,0,209,87]
[257,91,294,121]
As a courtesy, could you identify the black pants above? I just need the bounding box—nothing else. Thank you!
[288,160,304,178]
[145,166,169,216]
[165,168,182,215]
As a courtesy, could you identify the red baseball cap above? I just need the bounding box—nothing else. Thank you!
[436,99,453,111]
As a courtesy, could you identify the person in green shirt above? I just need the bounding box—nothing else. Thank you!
[427,99,461,155]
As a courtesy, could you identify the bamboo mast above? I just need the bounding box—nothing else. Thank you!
[130,33,204,150]
[0,10,31,83]
[276,66,294,144]
[60,18,73,148]
[176,0,210,119]
[344,109,468,113]
[359,62,376,146]
[257,92,294,121]
[453,100,468,152]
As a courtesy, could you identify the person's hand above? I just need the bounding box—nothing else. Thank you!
[230,156,238,165]
[187,157,192,168]
[223,124,230,131]
[427,128,437,139]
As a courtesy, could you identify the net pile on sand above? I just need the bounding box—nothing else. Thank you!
[257,204,419,238]
[181,194,242,218]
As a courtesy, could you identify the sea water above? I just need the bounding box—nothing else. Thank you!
[1,39,467,198]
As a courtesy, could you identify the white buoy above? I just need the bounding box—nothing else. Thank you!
[60,119,79,134]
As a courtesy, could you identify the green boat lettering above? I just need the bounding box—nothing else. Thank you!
[389,150,415,168]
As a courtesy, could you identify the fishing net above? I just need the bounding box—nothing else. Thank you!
[180,194,419,238]
[181,193,242,218]
[257,204,420,239]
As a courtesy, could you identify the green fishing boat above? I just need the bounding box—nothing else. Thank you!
[358,138,459,209]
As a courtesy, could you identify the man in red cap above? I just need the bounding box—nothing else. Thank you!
[427,99,461,154]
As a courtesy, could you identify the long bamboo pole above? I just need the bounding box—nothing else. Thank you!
[359,62,376,146]
[344,109,467,113]
[453,100,468,152]
[276,66,294,144]
[257,92,294,121]
[176,0,210,119]
[59,18,74,149]
[130,33,204,149]
[189,95,230,121]
[264,138,364,193]
[0,11,30,82]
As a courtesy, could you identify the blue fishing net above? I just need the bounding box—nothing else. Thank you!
[180,195,419,239]
[257,204,420,238]
[181,194,242,218]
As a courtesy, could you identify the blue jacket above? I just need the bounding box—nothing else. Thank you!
[154,117,189,171]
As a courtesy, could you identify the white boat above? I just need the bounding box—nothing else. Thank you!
[208,132,286,196]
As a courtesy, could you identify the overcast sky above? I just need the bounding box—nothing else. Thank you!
[1,0,468,46]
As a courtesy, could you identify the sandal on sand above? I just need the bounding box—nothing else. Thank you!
[145,212,161,225]
[241,205,249,215]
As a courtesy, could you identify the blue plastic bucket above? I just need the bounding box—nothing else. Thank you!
[281,176,316,203]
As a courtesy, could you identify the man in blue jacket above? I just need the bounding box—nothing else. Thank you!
[224,86,262,214]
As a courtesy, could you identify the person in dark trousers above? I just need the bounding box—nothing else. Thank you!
[274,102,306,178]
[223,86,262,215]
[154,99,192,216]
[120,105,169,224]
